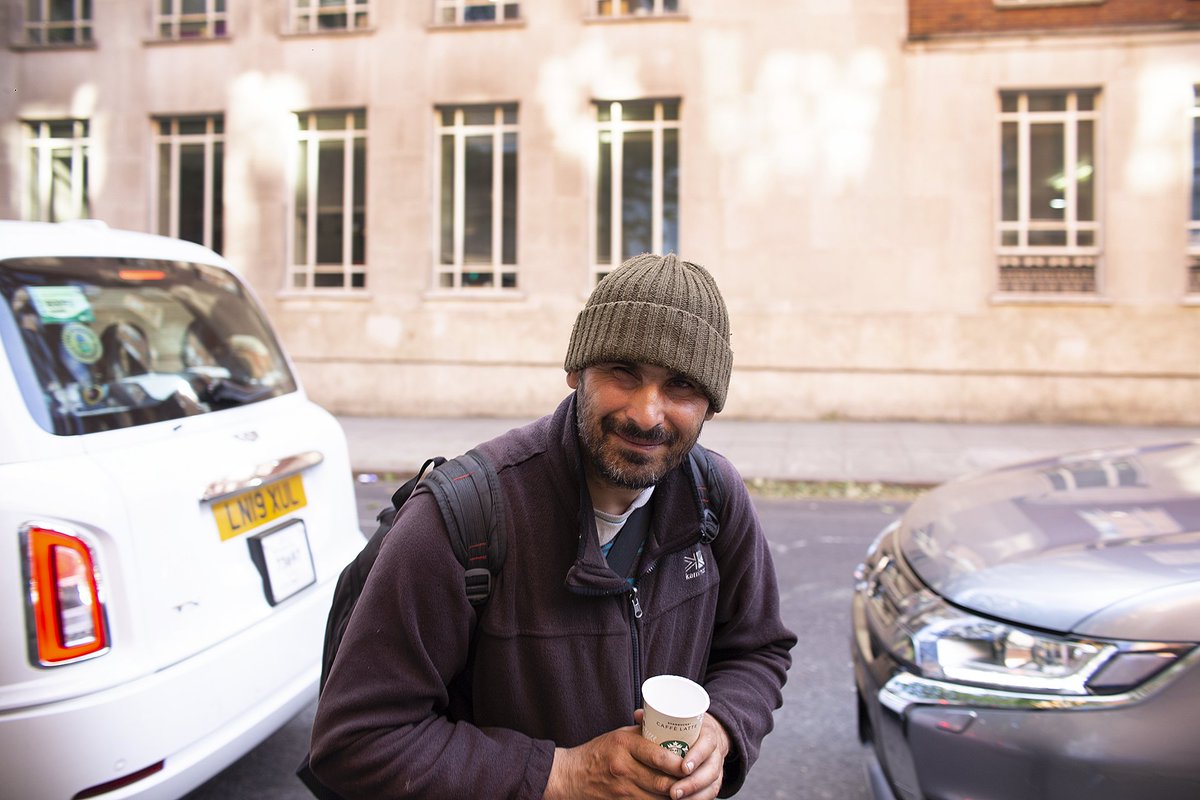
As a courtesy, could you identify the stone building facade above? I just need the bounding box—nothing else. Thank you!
[2,0,1199,423]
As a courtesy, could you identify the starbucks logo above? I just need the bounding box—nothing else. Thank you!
[660,741,690,758]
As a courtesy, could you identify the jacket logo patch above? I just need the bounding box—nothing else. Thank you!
[684,549,706,580]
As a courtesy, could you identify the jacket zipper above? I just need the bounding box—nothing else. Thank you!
[627,558,659,709]
[629,583,643,708]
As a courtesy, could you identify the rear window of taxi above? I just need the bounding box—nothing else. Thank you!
[0,256,297,436]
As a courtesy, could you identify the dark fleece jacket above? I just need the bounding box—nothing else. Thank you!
[310,393,795,799]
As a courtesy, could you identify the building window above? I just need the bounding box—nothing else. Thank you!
[289,110,367,290]
[994,0,1103,7]
[435,105,518,290]
[155,0,228,40]
[435,0,519,24]
[24,0,93,45]
[154,116,224,253]
[23,120,90,222]
[290,0,369,32]
[594,99,679,282]
[1190,86,1200,294]
[594,0,679,17]
[997,89,1099,293]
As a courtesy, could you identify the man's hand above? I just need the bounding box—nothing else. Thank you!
[542,713,730,800]
[544,721,681,799]
[665,713,730,800]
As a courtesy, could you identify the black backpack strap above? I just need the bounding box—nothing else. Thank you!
[688,443,723,544]
[422,449,506,606]
[604,502,653,579]
[388,457,445,515]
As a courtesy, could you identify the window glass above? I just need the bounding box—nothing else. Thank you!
[24,120,90,222]
[621,130,654,259]
[1029,92,1067,113]
[290,110,367,290]
[155,0,228,39]
[596,0,679,16]
[0,257,297,435]
[502,132,517,266]
[1190,87,1199,292]
[435,0,519,24]
[593,99,680,281]
[995,89,1099,294]
[1000,121,1018,222]
[153,115,224,253]
[292,0,369,31]
[435,105,519,290]
[1029,123,1065,221]
[662,128,679,255]
[596,136,613,264]
[463,136,495,265]
[25,0,92,44]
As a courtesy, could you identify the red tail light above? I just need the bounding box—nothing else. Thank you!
[23,526,110,666]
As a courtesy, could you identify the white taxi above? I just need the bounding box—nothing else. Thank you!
[0,221,364,799]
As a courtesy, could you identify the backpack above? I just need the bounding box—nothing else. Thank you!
[297,443,723,800]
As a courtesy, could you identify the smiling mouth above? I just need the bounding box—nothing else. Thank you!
[616,432,665,451]
[605,418,674,452]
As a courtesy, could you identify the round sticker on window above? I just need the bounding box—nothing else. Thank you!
[62,322,103,364]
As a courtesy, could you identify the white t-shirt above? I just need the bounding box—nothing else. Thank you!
[595,485,656,551]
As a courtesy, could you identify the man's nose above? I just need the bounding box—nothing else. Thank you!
[626,381,666,430]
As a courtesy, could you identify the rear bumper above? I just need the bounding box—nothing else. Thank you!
[852,592,1200,800]
[0,576,335,800]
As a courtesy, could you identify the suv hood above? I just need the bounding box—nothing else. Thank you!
[898,440,1200,641]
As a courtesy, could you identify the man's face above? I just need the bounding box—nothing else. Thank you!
[569,362,714,491]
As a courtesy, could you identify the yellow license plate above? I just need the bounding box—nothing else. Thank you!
[211,474,308,541]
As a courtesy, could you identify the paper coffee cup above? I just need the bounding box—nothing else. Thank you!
[641,675,710,758]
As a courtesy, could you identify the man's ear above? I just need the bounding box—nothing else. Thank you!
[566,370,580,389]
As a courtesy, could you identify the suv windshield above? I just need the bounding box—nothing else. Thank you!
[0,256,297,436]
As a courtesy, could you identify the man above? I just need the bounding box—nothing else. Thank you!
[310,253,795,799]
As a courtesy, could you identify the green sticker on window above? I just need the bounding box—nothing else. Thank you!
[62,322,102,364]
[28,286,95,324]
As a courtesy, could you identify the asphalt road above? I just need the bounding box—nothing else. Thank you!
[184,481,903,799]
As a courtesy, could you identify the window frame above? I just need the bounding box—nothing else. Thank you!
[288,0,371,33]
[433,0,520,25]
[23,119,91,222]
[153,0,229,40]
[591,98,680,285]
[591,0,681,19]
[287,109,368,292]
[433,104,519,293]
[996,88,1101,295]
[24,0,93,46]
[152,115,225,253]
[993,0,1103,7]
[1190,86,1200,295]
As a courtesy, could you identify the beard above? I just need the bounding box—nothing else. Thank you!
[575,380,704,491]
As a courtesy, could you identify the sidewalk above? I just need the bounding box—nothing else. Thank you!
[337,414,1200,487]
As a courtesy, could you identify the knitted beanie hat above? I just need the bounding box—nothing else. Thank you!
[564,252,733,413]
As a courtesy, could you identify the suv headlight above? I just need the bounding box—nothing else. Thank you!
[885,588,1114,693]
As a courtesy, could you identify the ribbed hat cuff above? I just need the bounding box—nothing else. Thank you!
[564,300,732,412]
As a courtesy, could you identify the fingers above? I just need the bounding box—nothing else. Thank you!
[666,747,723,800]
[664,714,730,800]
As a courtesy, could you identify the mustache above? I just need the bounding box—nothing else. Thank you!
[602,416,678,446]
